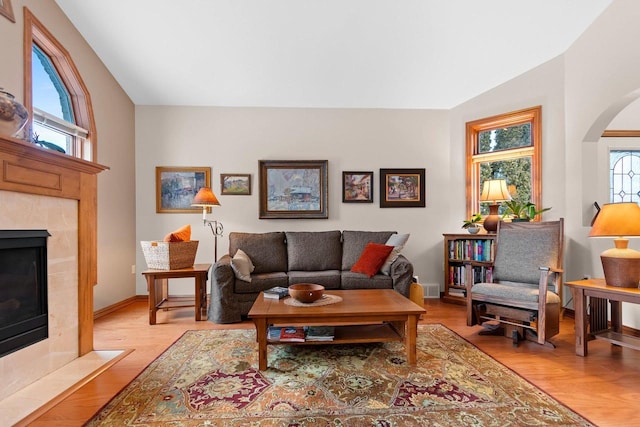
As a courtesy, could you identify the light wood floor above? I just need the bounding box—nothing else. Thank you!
[21,298,640,426]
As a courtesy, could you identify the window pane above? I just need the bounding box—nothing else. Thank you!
[32,122,70,153]
[479,157,532,214]
[32,45,74,123]
[610,150,640,203]
[478,123,531,154]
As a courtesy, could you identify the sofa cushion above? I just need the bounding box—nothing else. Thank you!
[234,272,289,294]
[286,231,342,271]
[341,271,393,290]
[230,249,254,282]
[287,270,341,289]
[351,243,395,277]
[229,232,287,274]
[341,230,395,270]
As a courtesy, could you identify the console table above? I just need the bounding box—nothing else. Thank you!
[142,263,211,325]
[565,278,640,356]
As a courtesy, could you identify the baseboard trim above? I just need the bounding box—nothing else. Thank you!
[93,296,145,319]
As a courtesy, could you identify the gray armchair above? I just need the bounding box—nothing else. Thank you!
[465,219,564,346]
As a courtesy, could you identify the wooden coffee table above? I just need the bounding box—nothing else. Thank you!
[248,289,426,370]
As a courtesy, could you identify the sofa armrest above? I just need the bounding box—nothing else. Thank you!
[389,254,413,297]
[207,254,243,323]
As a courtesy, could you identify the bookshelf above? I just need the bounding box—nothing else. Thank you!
[442,233,496,305]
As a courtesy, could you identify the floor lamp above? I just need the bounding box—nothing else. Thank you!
[480,179,511,233]
[192,187,223,262]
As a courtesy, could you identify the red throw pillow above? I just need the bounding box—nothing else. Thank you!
[351,243,395,278]
[163,224,191,242]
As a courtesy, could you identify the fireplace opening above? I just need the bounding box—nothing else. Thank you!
[0,230,50,358]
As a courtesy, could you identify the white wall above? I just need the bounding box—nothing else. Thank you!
[135,107,450,295]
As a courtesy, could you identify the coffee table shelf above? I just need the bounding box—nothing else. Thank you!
[267,323,402,345]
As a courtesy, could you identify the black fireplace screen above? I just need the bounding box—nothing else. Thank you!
[0,230,50,357]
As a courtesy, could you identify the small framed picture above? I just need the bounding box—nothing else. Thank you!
[221,173,251,195]
[342,171,373,203]
[156,166,211,213]
[379,168,426,208]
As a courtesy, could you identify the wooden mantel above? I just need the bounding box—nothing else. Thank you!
[0,134,108,356]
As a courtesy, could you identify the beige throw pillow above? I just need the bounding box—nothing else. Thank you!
[231,249,255,282]
[380,233,410,275]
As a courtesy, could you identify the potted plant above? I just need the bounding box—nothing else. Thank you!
[502,200,551,221]
[462,213,483,234]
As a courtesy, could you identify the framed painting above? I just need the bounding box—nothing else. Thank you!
[0,0,15,23]
[342,171,373,203]
[156,166,211,213]
[259,160,328,219]
[379,168,426,208]
[221,173,251,195]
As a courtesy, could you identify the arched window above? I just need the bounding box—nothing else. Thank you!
[466,106,542,219]
[610,150,640,203]
[23,8,97,161]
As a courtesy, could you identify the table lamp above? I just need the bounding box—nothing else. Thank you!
[479,179,511,232]
[192,187,223,261]
[589,202,640,288]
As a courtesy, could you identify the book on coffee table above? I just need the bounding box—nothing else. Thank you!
[267,326,283,341]
[279,326,305,342]
[305,326,335,341]
[263,286,289,299]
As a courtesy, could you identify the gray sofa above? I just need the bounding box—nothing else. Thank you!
[208,230,414,323]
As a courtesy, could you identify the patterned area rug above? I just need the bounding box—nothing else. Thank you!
[86,325,593,426]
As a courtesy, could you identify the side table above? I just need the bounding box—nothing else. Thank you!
[142,263,212,325]
[565,278,640,356]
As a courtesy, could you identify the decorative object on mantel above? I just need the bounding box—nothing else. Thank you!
[32,133,66,153]
[589,202,640,288]
[462,213,483,234]
[192,187,224,261]
[479,179,511,232]
[0,89,28,137]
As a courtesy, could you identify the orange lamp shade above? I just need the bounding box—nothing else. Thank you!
[191,187,221,207]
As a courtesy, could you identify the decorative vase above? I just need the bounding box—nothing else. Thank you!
[0,89,29,137]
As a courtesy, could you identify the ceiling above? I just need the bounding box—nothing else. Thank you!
[54,0,613,109]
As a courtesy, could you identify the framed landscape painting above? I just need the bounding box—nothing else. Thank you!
[259,160,328,219]
[342,171,373,203]
[156,166,211,213]
[221,173,251,195]
[379,168,426,208]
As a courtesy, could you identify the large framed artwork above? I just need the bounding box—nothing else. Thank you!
[259,160,328,219]
[379,168,426,208]
[156,166,211,213]
[342,171,373,203]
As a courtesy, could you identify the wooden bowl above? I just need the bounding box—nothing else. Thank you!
[288,283,325,303]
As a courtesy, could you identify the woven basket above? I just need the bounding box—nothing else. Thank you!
[141,240,198,270]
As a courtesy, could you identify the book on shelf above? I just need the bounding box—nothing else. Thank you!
[263,286,289,299]
[448,287,466,297]
[279,326,306,342]
[305,326,335,341]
